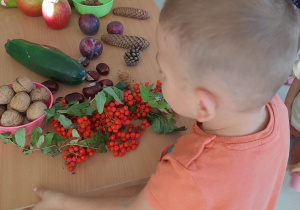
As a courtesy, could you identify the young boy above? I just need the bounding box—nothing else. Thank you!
[33,0,298,209]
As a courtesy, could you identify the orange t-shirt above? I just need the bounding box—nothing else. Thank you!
[144,95,289,210]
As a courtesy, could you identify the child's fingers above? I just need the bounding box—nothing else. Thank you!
[33,186,46,199]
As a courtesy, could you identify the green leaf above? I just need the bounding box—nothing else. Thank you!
[103,87,124,104]
[85,106,96,116]
[52,133,64,146]
[139,84,154,102]
[115,82,127,90]
[95,91,106,114]
[78,140,88,147]
[53,102,63,111]
[44,133,55,147]
[67,102,90,117]
[152,118,162,134]
[22,145,33,154]
[30,127,41,146]
[41,147,58,156]
[148,100,158,107]
[3,138,11,144]
[167,126,187,134]
[44,107,56,122]
[97,144,107,153]
[70,130,80,144]
[0,132,10,140]
[14,128,26,148]
[54,113,72,129]
[36,135,45,148]
[158,108,169,114]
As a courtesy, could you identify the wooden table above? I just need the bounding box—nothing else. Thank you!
[0,1,193,209]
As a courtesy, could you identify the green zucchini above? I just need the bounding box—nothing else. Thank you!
[5,39,86,85]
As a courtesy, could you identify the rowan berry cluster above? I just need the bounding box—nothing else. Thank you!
[50,81,161,172]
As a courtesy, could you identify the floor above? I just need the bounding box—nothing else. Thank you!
[154,1,300,209]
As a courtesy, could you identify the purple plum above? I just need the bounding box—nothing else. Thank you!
[79,37,103,60]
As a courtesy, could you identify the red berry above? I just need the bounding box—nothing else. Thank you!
[68,167,74,172]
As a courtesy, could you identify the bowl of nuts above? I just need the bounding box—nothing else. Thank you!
[73,0,113,18]
[0,77,53,136]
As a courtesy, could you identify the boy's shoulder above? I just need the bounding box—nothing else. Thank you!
[164,95,288,169]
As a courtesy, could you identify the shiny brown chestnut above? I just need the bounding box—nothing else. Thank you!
[78,57,90,68]
[96,63,110,76]
[42,80,59,94]
[83,82,103,99]
[99,79,113,88]
[85,71,100,82]
[65,92,85,104]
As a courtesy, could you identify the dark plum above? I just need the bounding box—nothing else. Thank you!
[82,82,102,99]
[78,14,99,36]
[96,63,110,76]
[99,79,113,87]
[42,80,59,94]
[65,92,85,104]
[79,37,103,60]
[107,21,124,35]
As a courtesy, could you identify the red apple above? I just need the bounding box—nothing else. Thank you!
[16,0,43,17]
[42,0,71,30]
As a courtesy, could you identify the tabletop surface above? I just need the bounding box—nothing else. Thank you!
[0,1,193,209]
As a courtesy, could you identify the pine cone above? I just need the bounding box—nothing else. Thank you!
[101,34,150,51]
[124,48,140,66]
[117,70,138,91]
[113,7,150,20]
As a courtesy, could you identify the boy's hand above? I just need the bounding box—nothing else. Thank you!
[33,186,68,210]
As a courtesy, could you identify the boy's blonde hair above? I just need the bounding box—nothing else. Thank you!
[160,0,298,110]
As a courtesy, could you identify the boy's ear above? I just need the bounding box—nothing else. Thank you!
[195,88,217,122]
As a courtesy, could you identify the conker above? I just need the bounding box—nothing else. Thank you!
[99,79,113,87]
[42,80,59,94]
[78,57,90,68]
[96,63,110,76]
[65,93,85,104]
[85,71,100,82]
[83,82,102,99]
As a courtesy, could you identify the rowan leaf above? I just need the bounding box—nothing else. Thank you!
[95,91,106,114]
[14,128,26,148]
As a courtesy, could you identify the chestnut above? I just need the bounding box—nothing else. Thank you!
[85,71,100,82]
[65,92,85,104]
[78,57,90,68]
[41,80,59,94]
[83,82,103,99]
[99,79,113,88]
[96,63,110,76]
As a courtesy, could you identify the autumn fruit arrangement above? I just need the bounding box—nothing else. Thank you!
[0,77,51,127]
[0,70,186,173]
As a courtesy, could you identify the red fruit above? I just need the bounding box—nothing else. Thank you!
[79,14,99,36]
[42,0,71,30]
[79,37,103,60]
[16,0,43,17]
[107,21,124,35]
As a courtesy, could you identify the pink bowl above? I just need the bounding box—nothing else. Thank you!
[290,172,300,192]
[0,82,53,136]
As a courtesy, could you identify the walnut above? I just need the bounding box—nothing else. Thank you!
[30,88,50,103]
[26,101,47,121]
[9,92,31,112]
[0,110,23,127]
[12,76,35,93]
[0,85,15,105]
[0,105,6,117]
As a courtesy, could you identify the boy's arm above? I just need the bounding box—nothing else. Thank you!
[32,186,153,210]
[284,78,300,119]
